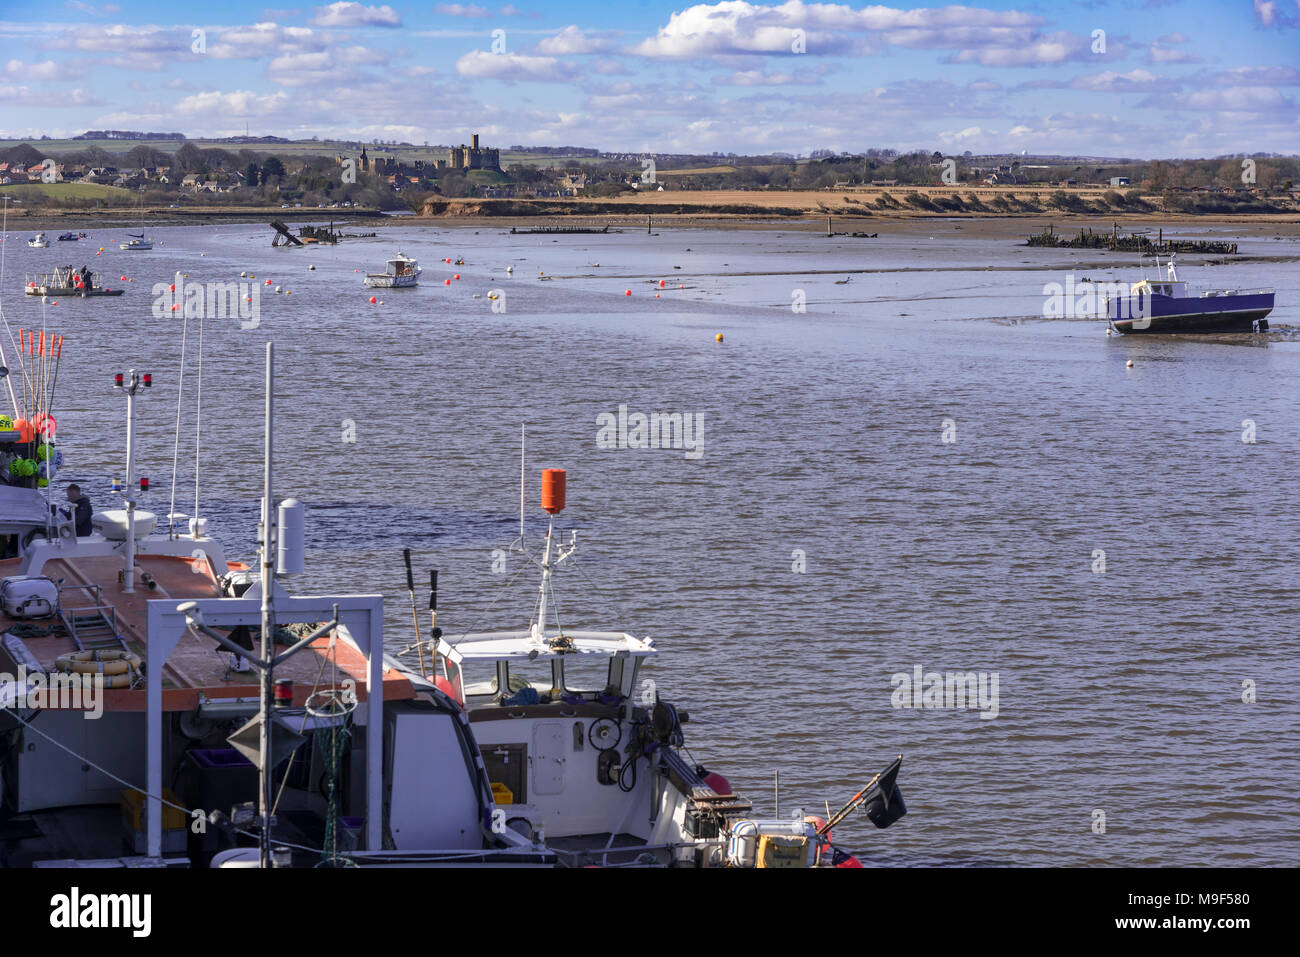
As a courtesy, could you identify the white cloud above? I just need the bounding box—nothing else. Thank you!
[1201,65,1300,86]
[171,89,292,117]
[1069,68,1164,92]
[312,3,401,27]
[714,69,820,86]
[455,49,573,80]
[0,84,99,106]
[208,23,326,60]
[1151,87,1294,112]
[630,1,1043,59]
[6,59,75,81]
[536,25,611,54]
[1147,33,1201,64]
[434,3,491,16]
[945,31,1097,67]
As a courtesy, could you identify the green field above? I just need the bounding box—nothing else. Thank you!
[0,182,133,202]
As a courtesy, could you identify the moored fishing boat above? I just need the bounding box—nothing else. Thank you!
[0,342,907,868]
[27,234,48,249]
[1105,255,1274,334]
[363,251,420,288]
[24,265,123,297]
[56,232,87,242]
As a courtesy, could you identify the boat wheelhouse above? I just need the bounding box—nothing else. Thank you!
[363,252,421,288]
[1105,256,1274,334]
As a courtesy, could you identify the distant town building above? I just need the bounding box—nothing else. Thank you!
[1110,177,1130,187]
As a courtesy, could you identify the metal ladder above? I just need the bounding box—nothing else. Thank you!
[57,584,129,654]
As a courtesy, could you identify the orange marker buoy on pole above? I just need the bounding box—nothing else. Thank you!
[541,469,566,514]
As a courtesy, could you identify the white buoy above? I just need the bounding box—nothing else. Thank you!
[1125,359,1134,368]
[309,265,315,270]
[240,271,247,278]
[275,285,282,292]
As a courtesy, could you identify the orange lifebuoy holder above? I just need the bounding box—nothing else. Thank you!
[541,468,566,514]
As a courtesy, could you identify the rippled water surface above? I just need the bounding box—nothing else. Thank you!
[6,220,1299,865]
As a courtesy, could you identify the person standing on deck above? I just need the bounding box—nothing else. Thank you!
[65,484,93,536]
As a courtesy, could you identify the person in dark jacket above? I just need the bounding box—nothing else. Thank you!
[65,484,93,536]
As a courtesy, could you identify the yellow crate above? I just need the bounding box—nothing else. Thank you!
[755,834,811,869]
[120,787,187,832]
[490,782,514,805]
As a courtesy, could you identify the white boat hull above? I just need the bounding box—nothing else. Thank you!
[364,273,419,288]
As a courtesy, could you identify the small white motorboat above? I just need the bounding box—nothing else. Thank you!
[27,233,49,248]
[364,251,421,288]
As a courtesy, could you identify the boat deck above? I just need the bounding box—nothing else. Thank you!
[0,553,414,712]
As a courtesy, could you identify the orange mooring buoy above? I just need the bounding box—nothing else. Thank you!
[541,468,566,514]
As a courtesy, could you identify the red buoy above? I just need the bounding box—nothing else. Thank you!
[624,289,632,296]
[541,469,566,514]
[369,296,377,303]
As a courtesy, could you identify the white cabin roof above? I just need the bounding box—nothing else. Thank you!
[447,629,656,661]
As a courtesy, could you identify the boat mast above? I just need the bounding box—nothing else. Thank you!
[114,369,151,593]
[259,340,277,868]
[532,517,553,642]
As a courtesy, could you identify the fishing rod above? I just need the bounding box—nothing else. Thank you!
[429,568,439,655]
[403,548,426,675]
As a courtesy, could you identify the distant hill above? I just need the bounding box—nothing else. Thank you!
[74,130,184,140]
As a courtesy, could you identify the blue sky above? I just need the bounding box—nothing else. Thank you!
[1,0,1297,157]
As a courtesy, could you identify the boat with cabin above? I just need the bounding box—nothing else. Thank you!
[24,265,123,297]
[363,252,421,288]
[1105,255,1274,334]
[0,343,906,868]
[57,233,87,242]
[27,234,48,249]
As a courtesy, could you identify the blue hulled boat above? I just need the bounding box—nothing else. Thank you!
[1106,256,1274,334]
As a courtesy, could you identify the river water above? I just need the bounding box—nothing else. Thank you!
[5,219,1299,865]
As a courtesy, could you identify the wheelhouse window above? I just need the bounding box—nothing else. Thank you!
[561,655,615,694]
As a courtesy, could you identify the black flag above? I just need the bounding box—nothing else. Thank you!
[863,755,906,829]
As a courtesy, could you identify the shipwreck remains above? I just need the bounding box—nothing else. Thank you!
[1025,224,1238,255]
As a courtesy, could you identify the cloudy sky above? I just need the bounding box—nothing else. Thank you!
[1,0,1297,157]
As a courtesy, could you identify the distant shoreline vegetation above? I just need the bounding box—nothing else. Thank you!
[1,135,1295,219]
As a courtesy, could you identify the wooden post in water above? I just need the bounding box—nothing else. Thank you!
[1158,227,1163,249]
[826,215,832,237]
[647,214,652,235]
